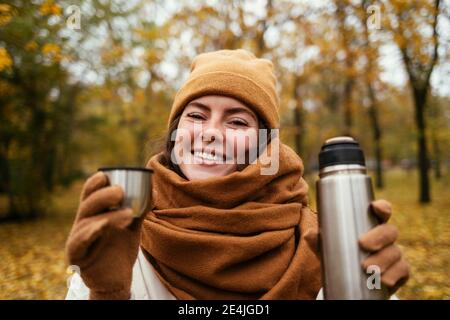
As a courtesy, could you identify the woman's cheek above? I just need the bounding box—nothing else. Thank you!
[228,129,258,162]
[173,126,195,165]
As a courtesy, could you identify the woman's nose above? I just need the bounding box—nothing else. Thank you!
[200,127,224,143]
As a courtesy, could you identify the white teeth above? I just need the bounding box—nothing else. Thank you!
[194,151,217,161]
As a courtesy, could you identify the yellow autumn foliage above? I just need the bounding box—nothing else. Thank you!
[101,45,125,65]
[41,43,62,63]
[25,41,38,52]
[0,4,14,26]
[39,0,61,16]
[0,47,13,71]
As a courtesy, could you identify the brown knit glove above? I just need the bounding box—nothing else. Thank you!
[65,172,143,300]
[359,199,411,296]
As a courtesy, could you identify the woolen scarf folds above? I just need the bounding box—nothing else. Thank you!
[140,138,322,299]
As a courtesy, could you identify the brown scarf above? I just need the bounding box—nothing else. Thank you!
[140,138,322,299]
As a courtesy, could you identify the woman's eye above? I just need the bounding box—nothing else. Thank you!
[187,113,204,120]
[230,119,248,127]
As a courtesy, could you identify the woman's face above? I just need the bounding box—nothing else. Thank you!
[174,95,259,180]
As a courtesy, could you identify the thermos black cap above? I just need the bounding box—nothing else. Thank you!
[318,136,366,169]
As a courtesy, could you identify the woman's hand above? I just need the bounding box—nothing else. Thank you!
[359,199,410,296]
[65,172,143,299]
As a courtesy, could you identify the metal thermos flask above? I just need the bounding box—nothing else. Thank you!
[316,136,388,300]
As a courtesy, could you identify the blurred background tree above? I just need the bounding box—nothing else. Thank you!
[383,0,443,203]
[0,0,170,219]
[0,0,76,219]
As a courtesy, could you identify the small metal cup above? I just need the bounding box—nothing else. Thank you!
[98,166,153,217]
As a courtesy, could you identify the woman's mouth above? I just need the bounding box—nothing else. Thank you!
[191,150,230,165]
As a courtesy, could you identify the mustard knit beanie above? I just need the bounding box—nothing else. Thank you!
[168,49,280,129]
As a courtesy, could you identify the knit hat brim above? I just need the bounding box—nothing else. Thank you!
[168,71,280,129]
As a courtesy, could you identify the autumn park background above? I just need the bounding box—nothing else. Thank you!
[0,0,449,299]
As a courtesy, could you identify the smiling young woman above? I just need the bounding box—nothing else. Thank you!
[160,95,272,180]
[65,49,409,300]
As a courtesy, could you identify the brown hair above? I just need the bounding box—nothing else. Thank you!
[155,113,273,179]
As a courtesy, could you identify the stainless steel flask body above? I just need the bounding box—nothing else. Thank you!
[316,137,387,300]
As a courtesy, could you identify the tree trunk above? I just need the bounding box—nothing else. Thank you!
[0,139,18,221]
[342,79,354,136]
[292,75,304,158]
[414,89,431,203]
[336,0,355,137]
[255,0,272,57]
[431,131,442,180]
[394,0,440,203]
[361,0,384,189]
[429,99,442,180]
[367,83,384,189]
[24,79,46,219]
